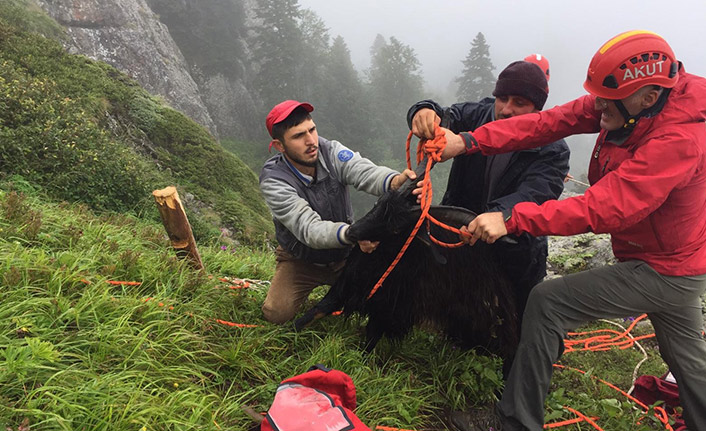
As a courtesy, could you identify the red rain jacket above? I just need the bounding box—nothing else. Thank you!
[467,67,706,276]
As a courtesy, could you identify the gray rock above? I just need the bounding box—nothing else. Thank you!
[36,0,218,137]
[546,190,616,278]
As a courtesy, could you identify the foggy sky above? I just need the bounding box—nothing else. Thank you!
[297,0,706,180]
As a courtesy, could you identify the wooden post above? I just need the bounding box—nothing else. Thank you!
[152,186,205,271]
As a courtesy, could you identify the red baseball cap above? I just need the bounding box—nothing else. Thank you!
[265,100,314,137]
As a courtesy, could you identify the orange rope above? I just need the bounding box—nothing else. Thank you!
[105,280,142,286]
[562,406,603,431]
[80,279,142,286]
[564,314,655,353]
[553,364,674,430]
[217,277,251,289]
[368,128,471,299]
[544,415,599,429]
[142,297,261,328]
[366,130,444,299]
[215,319,260,328]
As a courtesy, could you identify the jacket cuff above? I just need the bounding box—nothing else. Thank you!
[504,209,518,234]
[459,132,480,154]
[382,172,397,193]
[406,100,442,129]
[337,224,353,246]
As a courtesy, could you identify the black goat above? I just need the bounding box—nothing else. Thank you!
[294,178,519,359]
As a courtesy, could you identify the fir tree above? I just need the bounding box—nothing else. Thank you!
[456,32,496,101]
[366,35,425,161]
[249,0,306,108]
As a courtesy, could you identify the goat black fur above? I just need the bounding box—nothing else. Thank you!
[294,187,519,358]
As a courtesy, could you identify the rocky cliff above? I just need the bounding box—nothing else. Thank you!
[145,0,263,139]
[36,0,220,137]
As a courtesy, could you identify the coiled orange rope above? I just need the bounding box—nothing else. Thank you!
[367,128,472,299]
[366,130,445,299]
[564,314,655,353]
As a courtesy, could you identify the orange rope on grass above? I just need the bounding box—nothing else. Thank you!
[80,279,142,286]
[553,364,674,430]
[141,296,261,328]
[564,314,655,353]
[562,406,604,431]
[217,277,251,290]
[215,319,260,328]
[105,280,142,286]
[544,415,600,429]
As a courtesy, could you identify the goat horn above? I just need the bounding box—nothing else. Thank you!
[403,205,474,227]
[395,156,434,199]
[424,206,518,245]
[427,205,477,227]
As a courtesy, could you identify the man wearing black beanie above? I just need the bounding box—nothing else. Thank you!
[406,60,570,394]
[493,60,549,111]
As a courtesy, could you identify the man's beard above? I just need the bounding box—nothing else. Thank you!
[285,147,318,168]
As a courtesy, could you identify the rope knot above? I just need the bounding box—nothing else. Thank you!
[415,126,447,164]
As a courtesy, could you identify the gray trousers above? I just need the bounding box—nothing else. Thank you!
[497,260,706,431]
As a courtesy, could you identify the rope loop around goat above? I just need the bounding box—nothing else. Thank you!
[367,128,464,299]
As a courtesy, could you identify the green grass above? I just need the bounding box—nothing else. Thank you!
[0,185,677,431]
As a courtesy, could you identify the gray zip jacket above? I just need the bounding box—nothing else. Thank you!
[259,137,398,263]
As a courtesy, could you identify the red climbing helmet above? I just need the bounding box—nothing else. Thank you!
[524,53,550,82]
[584,30,679,100]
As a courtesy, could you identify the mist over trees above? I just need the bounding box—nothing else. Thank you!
[456,32,496,101]
[245,0,427,156]
[150,0,508,210]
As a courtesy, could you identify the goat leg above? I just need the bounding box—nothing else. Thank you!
[363,319,385,353]
[293,308,328,331]
[293,285,345,331]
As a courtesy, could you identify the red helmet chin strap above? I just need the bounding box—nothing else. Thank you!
[612,87,672,133]
[613,99,638,130]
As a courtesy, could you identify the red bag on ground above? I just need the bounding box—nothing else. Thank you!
[632,373,686,431]
[261,364,371,431]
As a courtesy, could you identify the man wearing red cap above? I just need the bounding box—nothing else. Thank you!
[259,100,415,324]
[435,31,706,431]
[407,61,570,376]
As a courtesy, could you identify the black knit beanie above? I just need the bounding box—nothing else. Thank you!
[492,60,549,110]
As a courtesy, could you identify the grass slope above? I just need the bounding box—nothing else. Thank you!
[0,184,673,431]
[0,2,273,245]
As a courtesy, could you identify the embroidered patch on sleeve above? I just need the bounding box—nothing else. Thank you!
[337,149,354,162]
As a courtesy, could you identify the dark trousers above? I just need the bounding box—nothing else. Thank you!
[498,260,706,431]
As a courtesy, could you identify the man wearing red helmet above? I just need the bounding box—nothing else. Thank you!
[259,100,415,324]
[524,54,550,88]
[435,31,706,431]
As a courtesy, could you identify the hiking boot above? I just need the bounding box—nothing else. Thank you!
[449,408,504,431]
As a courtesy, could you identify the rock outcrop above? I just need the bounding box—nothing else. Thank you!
[546,190,617,278]
[36,0,219,137]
